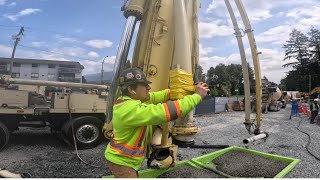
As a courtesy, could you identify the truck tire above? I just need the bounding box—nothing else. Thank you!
[0,121,10,151]
[62,116,103,149]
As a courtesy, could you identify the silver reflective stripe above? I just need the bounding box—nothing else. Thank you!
[166,101,178,120]
[110,139,146,156]
[137,126,146,147]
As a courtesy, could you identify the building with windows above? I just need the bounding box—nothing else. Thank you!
[0,57,84,83]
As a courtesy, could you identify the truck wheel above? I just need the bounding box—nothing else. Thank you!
[0,121,10,151]
[62,116,103,149]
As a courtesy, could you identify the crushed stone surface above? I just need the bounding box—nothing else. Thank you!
[1,105,319,178]
[157,165,223,178]
[213,150,288,178]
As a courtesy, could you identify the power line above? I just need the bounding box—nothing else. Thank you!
[0,24,99,41]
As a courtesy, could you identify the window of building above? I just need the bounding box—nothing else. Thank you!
[48,73,55,79]
[32,63,38,67]
[59,64,75,68]
[13,62,21,67]
[31,73,39,78]
[48,64,55,68]
[11,73,20,78]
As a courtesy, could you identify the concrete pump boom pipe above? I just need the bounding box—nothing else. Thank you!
[0,76,108,90]
[235,0,262,134]
[105,16,137,123]
[105,0,147,124]
[168,0,195,146]
[224,0,251,130]
[243,132,268,144]
[0,169,30,178]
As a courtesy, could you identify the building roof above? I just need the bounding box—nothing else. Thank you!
[0,57,84,69]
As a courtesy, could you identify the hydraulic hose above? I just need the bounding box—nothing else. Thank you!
[296,117,320,161]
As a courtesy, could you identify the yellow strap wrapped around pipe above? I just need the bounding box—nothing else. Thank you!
[169,68,195,100]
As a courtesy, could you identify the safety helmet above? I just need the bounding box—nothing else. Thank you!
[314,98,319,102]
[119,67,152,86]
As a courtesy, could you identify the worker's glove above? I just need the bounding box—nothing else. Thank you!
[102,122,114,139]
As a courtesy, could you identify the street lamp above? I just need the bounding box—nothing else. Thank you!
[101,56,108,84]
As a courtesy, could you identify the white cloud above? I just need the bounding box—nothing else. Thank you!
[199,46,296,83]
[286,6,320,32]
[0,44,12,57]
[31,41,46,48]
[55,35,78,43]
[206,0,272,22]
[84,39,113,49]
[0,0,7,5]
[7,2,16,6]
[81,56,116,75]
[199,53,241,74]
[256,48,295,83]
[75,29,83,33]
[256,25,291,45]
[199,20,233,38]
[87,51,100,59]
[199,44,214,57]
[4,8,42,21]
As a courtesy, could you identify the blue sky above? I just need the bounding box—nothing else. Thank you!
[0,0,319,83]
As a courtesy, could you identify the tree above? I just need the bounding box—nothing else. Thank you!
[206,63,250,96]
[283,29,310,70]
[281,27,320,91]
[194,64,205,82]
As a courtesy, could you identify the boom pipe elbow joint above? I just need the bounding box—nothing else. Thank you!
[243,132,269,144]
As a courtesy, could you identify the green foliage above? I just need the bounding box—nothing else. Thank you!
[206,63,255,96]
[281,27,320,92]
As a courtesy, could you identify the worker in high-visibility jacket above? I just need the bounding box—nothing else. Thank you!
[310,98,319,124]
[104,67,209,178]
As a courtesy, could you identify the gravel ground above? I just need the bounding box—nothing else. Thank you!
[0,105,319,178]
[213,150,288,178]
[157,165,224,178]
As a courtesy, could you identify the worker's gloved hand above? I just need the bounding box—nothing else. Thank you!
[195,82,209,99]
[102,122,114,139]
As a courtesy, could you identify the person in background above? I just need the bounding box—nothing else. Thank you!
[104,67,209,178]
[310,98,319,124]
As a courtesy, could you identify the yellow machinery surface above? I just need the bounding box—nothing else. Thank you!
[105,0,266,168]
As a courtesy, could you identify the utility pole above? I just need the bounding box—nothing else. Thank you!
[309,74,311,92]
[10,26,24,77]
[101,56,108,84]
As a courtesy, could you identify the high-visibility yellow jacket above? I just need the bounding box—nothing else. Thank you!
[310,103,319,112]
[105,89,201,171]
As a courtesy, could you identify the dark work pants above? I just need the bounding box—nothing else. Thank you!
[310,111,318,123]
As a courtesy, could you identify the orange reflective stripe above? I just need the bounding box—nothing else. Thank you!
[173,100,181,117]
[167,89,171,100]
[114,99,127,106]
[163,103,171,122]
[163,101,181,121]
[134,126,146,147]
[137,127,146,147]
[113,134,145,151]
[110,140,146,157]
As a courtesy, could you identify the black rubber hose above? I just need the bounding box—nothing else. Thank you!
[296,117,320,161]
[179,145,230,149]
